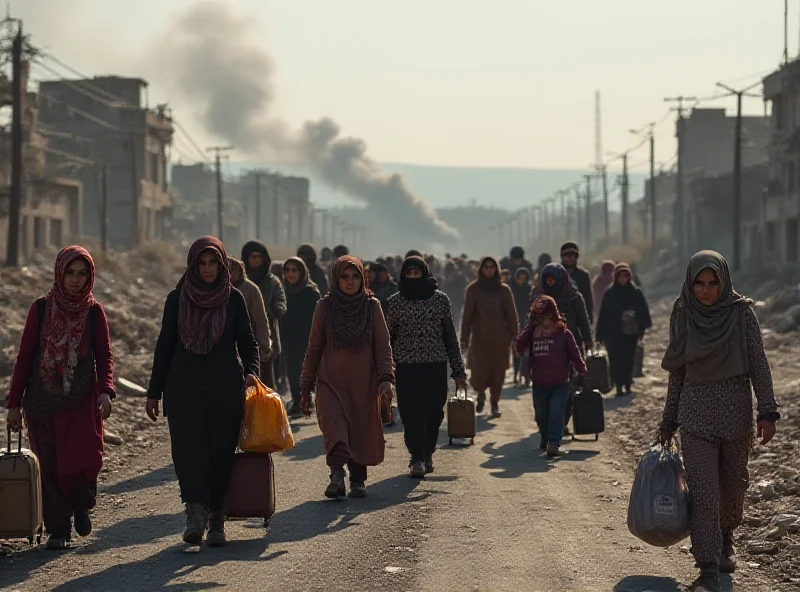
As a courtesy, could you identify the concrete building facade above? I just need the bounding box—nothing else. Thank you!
[37,76,173,247]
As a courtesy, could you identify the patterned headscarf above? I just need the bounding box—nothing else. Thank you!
[40,246,97,395]
[529,295,565,329]
[323,256,373,352]
[177,236,231,355]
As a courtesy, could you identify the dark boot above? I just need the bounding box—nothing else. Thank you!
[325,466,347,498]
[183,503,207,545]
[348,481,367,498]
[546,442,565,457]
[424,453,434,474]
[409,459,426,479]
[287,401,303,419]
[719,533,737,573]
[490,403,502,419]
[476,391,486,413]
[616,385,624,397]
[690,563,720,592]
[73,510,92,537]
[45,534,70,550]
[206,511,227,547]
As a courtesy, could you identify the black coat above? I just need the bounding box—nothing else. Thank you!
[568,266,594,323]
[596,283,652,346]
[280,284,321,358]
[147,288,260,413]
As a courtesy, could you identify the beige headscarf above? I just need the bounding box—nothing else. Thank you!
[661,251,752,382]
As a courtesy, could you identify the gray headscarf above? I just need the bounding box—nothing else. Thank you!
[661,251,752,382]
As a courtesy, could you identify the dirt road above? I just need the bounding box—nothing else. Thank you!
[0,372,793,592]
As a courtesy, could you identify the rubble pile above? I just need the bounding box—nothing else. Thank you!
[607,297,800,584]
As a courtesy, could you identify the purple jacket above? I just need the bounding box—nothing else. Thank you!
[516,325,587,386]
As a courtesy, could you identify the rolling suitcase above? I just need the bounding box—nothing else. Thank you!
[634,341,645,378]
[225,452,276,526]
[571,387,605,441]
[585,350,612,394]
[447,386,476,445]
[0,428,43,544]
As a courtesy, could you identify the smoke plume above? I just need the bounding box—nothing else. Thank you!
[149,2,459,248]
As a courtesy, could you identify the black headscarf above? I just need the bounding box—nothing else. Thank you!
[241,240,271,285]
[399,256,438,300]
[282,256,318,295]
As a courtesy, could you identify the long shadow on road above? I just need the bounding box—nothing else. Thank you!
[480,433,600,478]
[102,464,176,495]
[613,575,681,592]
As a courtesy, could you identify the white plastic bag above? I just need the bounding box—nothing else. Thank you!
[627,443,691,547]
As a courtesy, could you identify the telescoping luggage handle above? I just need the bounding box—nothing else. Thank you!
[5,426,23,455]
[454,384,469,404]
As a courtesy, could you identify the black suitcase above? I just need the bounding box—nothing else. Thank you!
[571,387,605,441]
[585,351,612,394]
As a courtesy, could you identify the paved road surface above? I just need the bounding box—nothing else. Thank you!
[0,381,783,591]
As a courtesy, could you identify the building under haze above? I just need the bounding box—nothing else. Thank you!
[37,75,174,247]
[0,63,83,262]
[763,60,800,265]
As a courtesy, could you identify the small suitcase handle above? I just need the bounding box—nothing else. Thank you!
[5,426,22,455]
[455,385,468,401]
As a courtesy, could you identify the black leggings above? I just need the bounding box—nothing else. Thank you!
[167,390,243,512]
[395,362,449,462]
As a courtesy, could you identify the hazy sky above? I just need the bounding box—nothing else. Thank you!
[15,0,787,174]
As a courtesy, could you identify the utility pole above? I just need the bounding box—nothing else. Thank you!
[584,175,593,248]
[601,166,610,239]
[100,164,108,252]
[566,201,574,239]
[664,96,697,261]
[321,211,329,246]
[717,81,762,271]
[649,130,656,247]
[254,173,262,240]
[206,145,233,241]
[272,175,281,245]
[621,153,630,245]
[308,206,316,245]
[5,22,23,266]
[574,187,583,243]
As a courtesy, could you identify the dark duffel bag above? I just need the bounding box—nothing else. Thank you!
[585,350,612,394]
[572,387,605,441]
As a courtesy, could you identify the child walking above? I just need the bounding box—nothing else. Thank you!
[516,295,587,457]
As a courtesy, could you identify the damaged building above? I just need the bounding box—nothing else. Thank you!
[37,76,173,247]
[0,63,82,262]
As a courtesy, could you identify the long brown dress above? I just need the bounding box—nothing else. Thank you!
[460,276,519,404]
[300,298,395,472]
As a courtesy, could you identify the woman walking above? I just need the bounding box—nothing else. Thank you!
[281,256,321,419]
[516,295,586,457]
[591,260,616,319]
[460,256,518,418]
[659,251,779,592]
[7,246,114,550]
[146,236,259,547]
[300,256,395,499]
[596,263,652,396]
[510,267,533,387]
[385,256,466,478]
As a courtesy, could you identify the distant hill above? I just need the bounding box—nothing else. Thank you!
[219,160,645,211]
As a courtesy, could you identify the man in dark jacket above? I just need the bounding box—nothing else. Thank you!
[297,243,329,295]
[500,246,533,278]
[560,242,594,323]
[241,240,287,389]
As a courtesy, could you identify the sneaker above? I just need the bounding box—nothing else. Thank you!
[476,391,486,413]
[546,442,564,457]
[348,482,367,498]
[719,533,737,573]
[205,511,227,547]
[74,510,92,537]
[183,503,207,545]
[45,535,70,550]
[424,454,434,474]
[409,461,426,479]
[325,466,347,498]
[490,405,502,419]
[690,564,720,592]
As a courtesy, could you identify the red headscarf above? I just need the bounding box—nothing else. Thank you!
[177,236,231,355]
[40,246,97,395]
[323,256,374,352]
[528,295,566,329]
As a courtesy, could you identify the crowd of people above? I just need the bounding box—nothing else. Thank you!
[4,237,781,592]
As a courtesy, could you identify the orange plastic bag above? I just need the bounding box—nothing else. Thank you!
[239,379,295,454]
